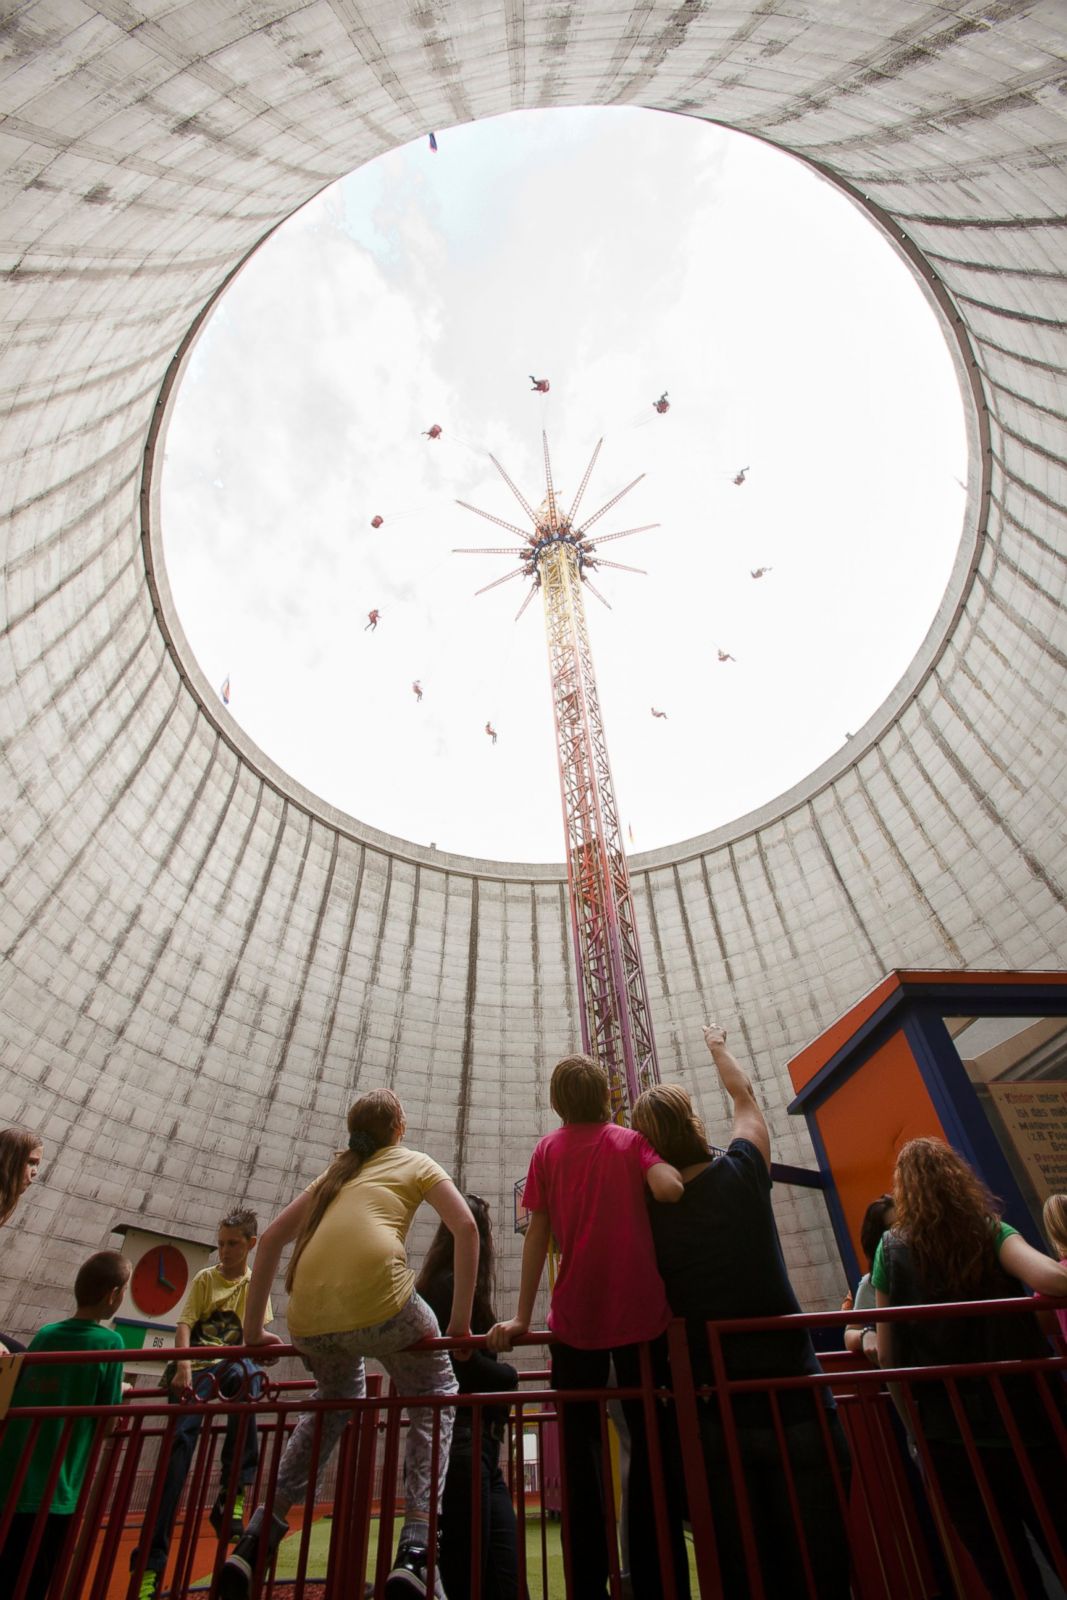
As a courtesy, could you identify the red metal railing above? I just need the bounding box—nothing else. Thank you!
[1,1298,1064,1599]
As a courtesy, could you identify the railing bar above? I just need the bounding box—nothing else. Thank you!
[537,1414,550,1600]
[987,1371,1067,1582]
[944,1374,1028,1600]
[769,1387,819,1599]
[95,1409,145,1600]
[638,1339,677,1596]
[470,1395,483,1600]
[172,1395,219,1598]
[598,1398,622,1600]
[666,1320,722,1600]
[374,1382,403,1594]
[706,1318,765,1600]
[427,1399,442,1597]
[0,1417,42,1548]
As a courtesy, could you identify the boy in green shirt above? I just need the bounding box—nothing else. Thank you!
[0,1250,130,1599]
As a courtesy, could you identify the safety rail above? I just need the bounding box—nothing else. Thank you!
[0,1298,1064,1599]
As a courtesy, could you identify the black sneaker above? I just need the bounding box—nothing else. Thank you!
[218,1505,288,1599]
[209,1490,245,1541]
[384,1539,445,1598]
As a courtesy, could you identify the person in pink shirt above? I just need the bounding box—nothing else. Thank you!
[1044,1193,1067,1345]
[489,1054,687,1599]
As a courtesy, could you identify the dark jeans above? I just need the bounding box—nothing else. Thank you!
[439,1425,524,1600]
[551,1338,690,1600]
[700,1406,852,1599]
[0,1511,68,1600]
[146,1357,263,1574]
[926,1440,1061,1600]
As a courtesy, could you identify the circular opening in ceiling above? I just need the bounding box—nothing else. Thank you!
[160,106,969,863]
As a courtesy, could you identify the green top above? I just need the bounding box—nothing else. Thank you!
[871,1219,1017,1294]
[0,1317,124,1513]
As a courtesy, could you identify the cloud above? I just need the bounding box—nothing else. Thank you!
[162,108,966,860]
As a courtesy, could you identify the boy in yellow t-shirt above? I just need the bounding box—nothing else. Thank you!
[134,1209,272,1599]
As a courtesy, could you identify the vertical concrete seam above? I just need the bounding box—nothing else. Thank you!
[315,842,368,1100]
[453,877,479,1189]
[193,794,291,1066]
[638,869,683,1074]
[269,824,340,1097]
[386,861,420,1085]
[351,854,395,1094]
[806,802,884,971]
[852,756,962,959]
[753,831,801,960]
[89,743,243,1070]
[1,670,182,957]
[914,697,1065,906]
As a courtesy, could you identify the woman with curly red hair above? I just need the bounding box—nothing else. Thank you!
[873,1137,1067,1598]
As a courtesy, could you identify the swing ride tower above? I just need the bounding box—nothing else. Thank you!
[456,434,659,1121]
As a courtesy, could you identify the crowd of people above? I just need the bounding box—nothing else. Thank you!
[1,1028,1066,1599]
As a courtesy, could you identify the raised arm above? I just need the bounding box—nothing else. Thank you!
[704,1024,770,1167]
[487,1209,552,1352]
[425,1180,479,1353]
[242,1190,313,1345]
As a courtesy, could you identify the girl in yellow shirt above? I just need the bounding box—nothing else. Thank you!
[222,1089,478,1600]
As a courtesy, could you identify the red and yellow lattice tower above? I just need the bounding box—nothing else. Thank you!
[456,434,660,1121]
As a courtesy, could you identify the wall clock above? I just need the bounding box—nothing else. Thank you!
[130,1243,189,1318]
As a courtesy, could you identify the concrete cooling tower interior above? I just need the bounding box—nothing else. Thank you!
[1,2,1065,1338]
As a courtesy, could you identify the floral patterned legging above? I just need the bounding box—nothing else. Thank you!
[275,1292,457,1519]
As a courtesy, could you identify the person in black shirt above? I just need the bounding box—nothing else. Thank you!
[633,1025,851,1600]
[417,1195,524,1600]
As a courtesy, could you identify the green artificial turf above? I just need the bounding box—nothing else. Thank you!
[271,1512,696,1595]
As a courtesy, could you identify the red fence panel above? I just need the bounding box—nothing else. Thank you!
[0,1301,1064,1598]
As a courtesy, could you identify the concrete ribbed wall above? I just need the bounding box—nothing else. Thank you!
[1,2,1065,1335]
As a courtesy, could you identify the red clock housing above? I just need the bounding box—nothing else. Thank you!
[130,1244,189,1318]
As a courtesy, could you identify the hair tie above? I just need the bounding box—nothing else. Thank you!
[348,1130,378,1158]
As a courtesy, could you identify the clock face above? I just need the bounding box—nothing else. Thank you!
[130,1244,189,1319]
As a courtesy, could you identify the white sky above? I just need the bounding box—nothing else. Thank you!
[162,107,967,862]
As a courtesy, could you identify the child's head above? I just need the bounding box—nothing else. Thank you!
[632,1083,710,1167]
[1043,1193,1067,1258]
[0,1125,44,1226]
[550,1055,610,1124]
[860,1193,896,1269]
[75,1250,131,1316]
[217,1207,258,1275]
[347,1089,405,1154]
[285,1090,406,1294]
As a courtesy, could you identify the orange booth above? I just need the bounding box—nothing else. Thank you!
[787,970,1067,1285]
